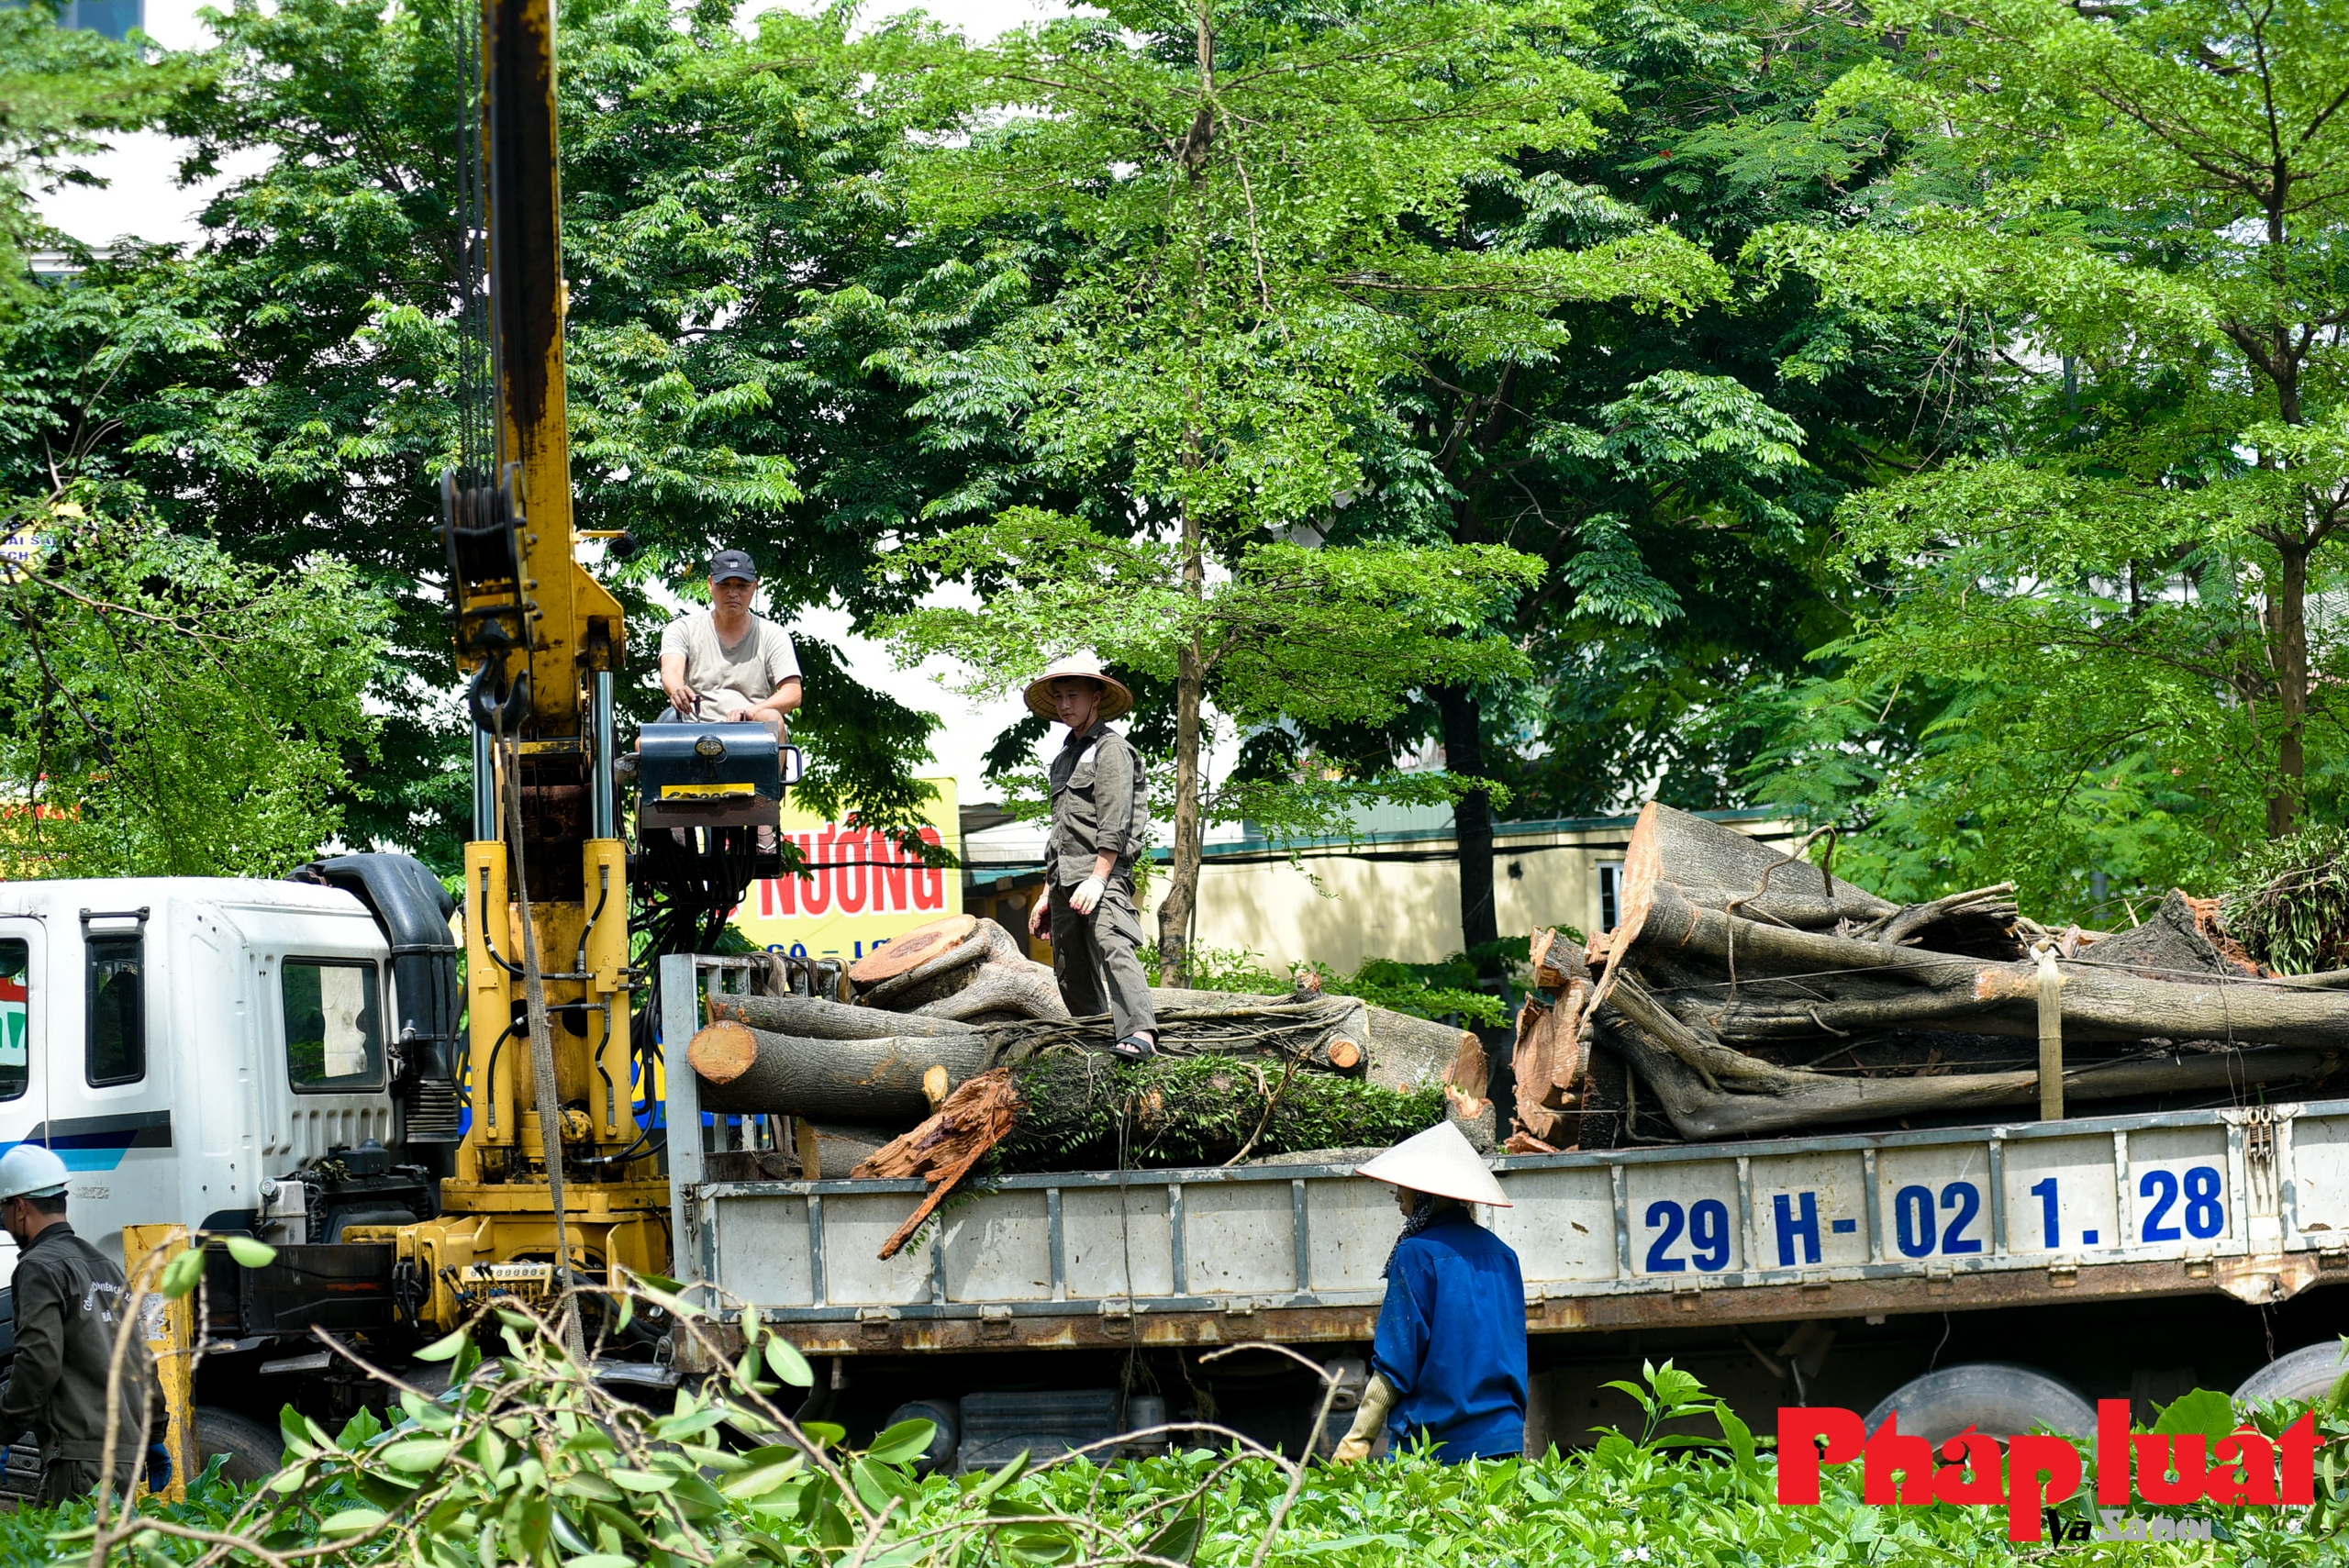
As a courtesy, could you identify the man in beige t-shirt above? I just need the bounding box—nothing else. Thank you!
[657,550,803,737]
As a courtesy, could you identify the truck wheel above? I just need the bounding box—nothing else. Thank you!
[885,1399,960,1474]
[2235,1340,2349,1407]
[1863,1362,2096,1444]
[193,1407,284,1485]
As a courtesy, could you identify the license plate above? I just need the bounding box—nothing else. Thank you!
[659,782,755,799]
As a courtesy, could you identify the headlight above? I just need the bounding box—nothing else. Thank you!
[695,734,725,758]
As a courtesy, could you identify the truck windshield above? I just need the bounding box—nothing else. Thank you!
[283,961,384,1093]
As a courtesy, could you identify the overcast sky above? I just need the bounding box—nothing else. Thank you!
[35,0,1247,817]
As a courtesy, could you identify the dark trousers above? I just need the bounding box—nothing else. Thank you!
[1050,879,1157,1040]
[39,1456,136,1504]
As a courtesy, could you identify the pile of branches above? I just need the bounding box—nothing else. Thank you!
[1511,805,2349,1151]
[2222,826,2349,976]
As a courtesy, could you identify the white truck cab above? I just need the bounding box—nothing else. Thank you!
[0,857,461,1280]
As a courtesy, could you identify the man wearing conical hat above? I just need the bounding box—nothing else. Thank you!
[1332,1121,1528,1462]
[1024,653,1158,1060]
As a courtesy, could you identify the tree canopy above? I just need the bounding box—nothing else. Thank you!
[1739,0,2349,914]
[7,0,2341,926]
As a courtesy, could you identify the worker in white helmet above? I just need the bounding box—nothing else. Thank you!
[1331,1121,1528,1463]
[0,1144,163,1502]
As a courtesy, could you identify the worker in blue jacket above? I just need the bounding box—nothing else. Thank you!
[1331,1121,1527,1462]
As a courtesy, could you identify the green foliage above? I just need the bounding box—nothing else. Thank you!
[1,0,971,869]
[0,488,385,878]
[0,1,183,297]
[1737,0,2349,906]
[38,1354,2349,1568]
[1000,1051,1449,1171]
[2222,827,2349,974]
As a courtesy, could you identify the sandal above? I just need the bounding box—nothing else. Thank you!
[1108,1032,1157,1062]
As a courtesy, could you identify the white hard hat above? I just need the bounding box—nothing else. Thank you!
[1356,1121,1510,1207]
[0,1144,68,1204]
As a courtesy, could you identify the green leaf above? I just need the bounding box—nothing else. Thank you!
[318,1509,387,1534]
[413,1327,472,1362]
[607,1469,677,1493]
[382,1440,453,1472]
[2153,1388,2237,1440]
[863,1418,935,1468]
[964,1451,1029,1504]
[1141,1502,1205,1564]
[223,1235,278,1269]
[763,1336,815,1388]
[158,1246,206,1300]
[719,1453,804,1501]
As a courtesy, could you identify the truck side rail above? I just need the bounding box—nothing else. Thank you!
[660,958,2349,1355]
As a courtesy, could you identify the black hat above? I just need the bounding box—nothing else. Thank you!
[708,550,758,584]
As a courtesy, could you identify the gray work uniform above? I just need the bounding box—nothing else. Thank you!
[1046,726,1156,1040]
[0,1222,161,1502]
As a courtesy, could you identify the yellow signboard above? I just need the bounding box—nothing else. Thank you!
[732,777,961,965]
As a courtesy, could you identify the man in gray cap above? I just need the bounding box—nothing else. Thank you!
[658,550,803,736]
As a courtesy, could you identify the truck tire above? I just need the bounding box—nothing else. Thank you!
[1863,1362,2096,1444]
[2235,1340,2349,1407]
[193,1407,284,1485]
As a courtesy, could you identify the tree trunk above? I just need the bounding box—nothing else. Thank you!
[2269,536,2309,837]
[907,959,1069,1022]
[708,992,980,1042]
[1157,494,1208,987]
[686,1021,998,1120]
[1600,1006,2335,1140]
[1436,683,1497,960]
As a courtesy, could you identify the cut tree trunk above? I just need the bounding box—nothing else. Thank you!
[858,920,1019,1008]
[847,914,979,985]
[910,959,1069,1022]
[1623,803,1896,930]
[708,992,981,1042]
[687,1021,999,1120]
[852,1047,1453,1256]
[1614,882,2349,1050]
[1600,1005,2339,1140]
[1511,929,1591,1147]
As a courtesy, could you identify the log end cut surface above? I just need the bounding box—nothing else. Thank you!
[687,1020,760,1086]
[848,913,979,984]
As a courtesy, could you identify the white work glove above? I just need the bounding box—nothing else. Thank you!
[1069,876,1107,916]
[1330,1373,1396,1463]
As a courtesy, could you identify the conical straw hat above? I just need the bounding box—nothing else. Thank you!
[1023,652,1135,723]
[1356,1121,1510,1207]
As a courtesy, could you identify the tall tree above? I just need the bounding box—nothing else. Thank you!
[861,0,1722,979]
[1740,0,2349,913]
[1255,0,1970,960]
[3,0,984,868]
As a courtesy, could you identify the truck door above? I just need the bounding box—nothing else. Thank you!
[0,919,44,1291]
[66,911,169,1265]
